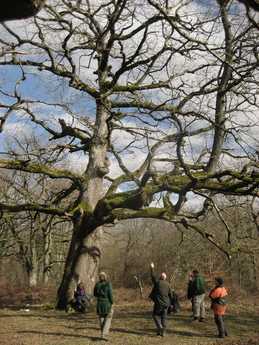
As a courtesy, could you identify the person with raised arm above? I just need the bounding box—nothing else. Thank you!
[149,262,172,337]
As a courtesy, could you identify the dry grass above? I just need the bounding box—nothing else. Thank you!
[0,299,258,345]
[0,282,57,307]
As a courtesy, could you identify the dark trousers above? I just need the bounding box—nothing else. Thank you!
[214,315,228,337]
[153,305,167,333]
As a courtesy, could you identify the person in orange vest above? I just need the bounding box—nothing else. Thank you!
[209,277,228,338]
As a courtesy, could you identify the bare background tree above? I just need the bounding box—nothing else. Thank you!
[0,1,259,22]
[101,204,259,292]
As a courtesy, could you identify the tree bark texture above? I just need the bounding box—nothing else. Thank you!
[56,101,110,309]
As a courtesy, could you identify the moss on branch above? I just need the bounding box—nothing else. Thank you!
[0,202,66,216]
[95,190,145,216]
[0,159,84,184]
[112,81,171,93]
[111,100,178,112]
[111,207,174,220]
[71,201,93,218]
[94,168,259,223]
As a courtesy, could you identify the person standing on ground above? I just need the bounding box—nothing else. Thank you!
[188,269,206,321]
[209,277,228,338]
[149,262,172,337]
[187,271,194,317]
[94,272,113,341]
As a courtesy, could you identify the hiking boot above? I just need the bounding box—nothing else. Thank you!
[101,333,109,341]
[156,328,162,336]
[199,318,205,322]
[192,317,199,321]
[160,328,166,337]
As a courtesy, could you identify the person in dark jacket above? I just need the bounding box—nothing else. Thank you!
[168,290,180,314]
[188,269,206,321]
[94,272,113,341]
[209,277,228,338]
[187,271,194,316]
[149,262,172,336]
[73,282,90,313]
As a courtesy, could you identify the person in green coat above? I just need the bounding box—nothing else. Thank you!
[94,272,113,341]
[188,269,206,321]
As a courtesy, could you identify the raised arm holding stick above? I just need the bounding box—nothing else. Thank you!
[148,262,172,337]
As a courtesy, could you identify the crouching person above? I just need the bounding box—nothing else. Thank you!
[149,262,172,337]
[209,277,228,338]
[74,282,91,313]
[94,272,113,341]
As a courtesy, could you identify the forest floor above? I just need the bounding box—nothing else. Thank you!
[0,299,259,345]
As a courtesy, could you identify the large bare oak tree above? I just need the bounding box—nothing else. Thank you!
[0,0,258,309]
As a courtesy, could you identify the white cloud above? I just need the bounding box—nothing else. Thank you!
[3,119,33,138]
[184,192,206,211]
[64,152,88,174]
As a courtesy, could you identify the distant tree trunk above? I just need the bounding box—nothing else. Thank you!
[237,252,242,289]
[134,275,144,299]
[122,236,132,287]
[42,228,52,285]
[251,254,258,291]
[25,243,38,287]
[28,266,38,287]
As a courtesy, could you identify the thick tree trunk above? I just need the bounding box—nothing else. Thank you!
[56,226,101,309]
[56,100,110,309]
[74,230,102,293]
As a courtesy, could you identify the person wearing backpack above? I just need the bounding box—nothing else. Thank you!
[188,269,206,321]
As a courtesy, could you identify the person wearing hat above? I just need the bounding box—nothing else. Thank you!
[94,272,113,341]
[149,262,172,337]
[209,277,228,338]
